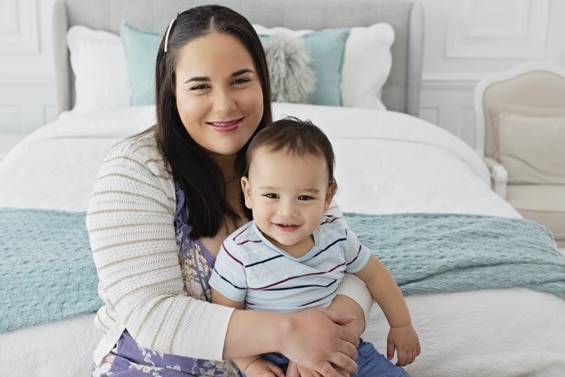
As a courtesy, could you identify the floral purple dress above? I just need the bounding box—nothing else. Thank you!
[92,184,242,377]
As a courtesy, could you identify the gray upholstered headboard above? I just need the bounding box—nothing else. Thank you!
[52,0,424,116]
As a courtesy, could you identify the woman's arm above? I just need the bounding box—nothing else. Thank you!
[211,289,282,377]
[210,263,359,376]
[225,308,359,377]
[212,288,359,377]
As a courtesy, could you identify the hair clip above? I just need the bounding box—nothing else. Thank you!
[164,13,178,53]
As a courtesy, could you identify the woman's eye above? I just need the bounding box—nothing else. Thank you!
[233,77,250,85]
[190,84,210,91]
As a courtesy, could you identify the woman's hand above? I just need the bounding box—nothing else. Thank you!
[286,362,322,377]
[244,358,284,377]
[285,295,366,377]
[280,308,359,377]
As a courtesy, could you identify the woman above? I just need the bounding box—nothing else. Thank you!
[86,5,371,377]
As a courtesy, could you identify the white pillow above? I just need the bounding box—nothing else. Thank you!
[66,26,130,114]
[253,23,394,110]
[341,24,393,110]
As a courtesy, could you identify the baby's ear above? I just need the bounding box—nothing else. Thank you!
[324,181,337,211]
[241,176,253,209]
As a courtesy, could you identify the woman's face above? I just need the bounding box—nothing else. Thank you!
[175,32,264,160]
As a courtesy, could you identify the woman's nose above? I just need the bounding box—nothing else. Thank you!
[213,88,236,113]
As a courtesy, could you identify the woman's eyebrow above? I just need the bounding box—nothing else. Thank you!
[185,69,254,84]
[232,68,254,76]
[185,76,209,83]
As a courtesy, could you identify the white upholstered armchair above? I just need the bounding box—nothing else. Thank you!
[474,62,565,247]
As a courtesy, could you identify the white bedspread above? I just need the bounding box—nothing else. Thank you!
[0,104,563,377]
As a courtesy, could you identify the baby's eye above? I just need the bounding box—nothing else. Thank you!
[298,195,313,201]
[264,193,279,199]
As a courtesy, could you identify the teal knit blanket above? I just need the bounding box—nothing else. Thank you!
[344,212,565,298]
[0,208,102,333]
[1,208,564,333]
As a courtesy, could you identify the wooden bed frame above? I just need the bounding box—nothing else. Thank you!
[52,0,424,116]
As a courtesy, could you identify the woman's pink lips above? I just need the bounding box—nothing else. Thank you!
[208,118,243,133]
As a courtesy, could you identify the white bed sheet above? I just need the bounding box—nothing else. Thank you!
[0,104,563,377]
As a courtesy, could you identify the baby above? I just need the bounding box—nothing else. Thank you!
[210,117,420,377]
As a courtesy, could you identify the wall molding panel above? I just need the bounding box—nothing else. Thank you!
[420,79,477,149]
[0,0,40,54]
[445,0,549,59]
[0,73,57,133]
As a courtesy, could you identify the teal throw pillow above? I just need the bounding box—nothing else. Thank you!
[259,28,350,106]
[120,21,161,106]
[302,28,350,106]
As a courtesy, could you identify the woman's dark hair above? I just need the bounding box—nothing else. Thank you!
[153,5,272,238]
[246,117,336,186]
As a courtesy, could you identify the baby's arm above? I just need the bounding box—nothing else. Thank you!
[354,257,421,366]
[211,289,284,377]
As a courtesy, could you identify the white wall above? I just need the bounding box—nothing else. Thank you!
[0,0,564,147]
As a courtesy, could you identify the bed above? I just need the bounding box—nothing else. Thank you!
[0,0,564,376]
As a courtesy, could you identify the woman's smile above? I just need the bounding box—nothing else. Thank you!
[207,117,244,133]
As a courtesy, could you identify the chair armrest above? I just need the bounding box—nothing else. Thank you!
[484,157,508,199]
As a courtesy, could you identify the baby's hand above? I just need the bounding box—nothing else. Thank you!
[387,325,421,366]
[244,358,284,377]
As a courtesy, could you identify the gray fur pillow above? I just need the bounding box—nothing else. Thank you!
[261,34,316,103]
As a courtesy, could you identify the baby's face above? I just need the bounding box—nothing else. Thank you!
[241,147,334,256]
